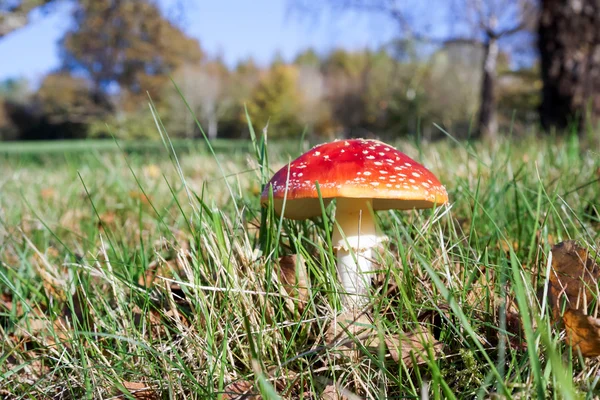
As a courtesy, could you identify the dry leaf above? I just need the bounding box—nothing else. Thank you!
[139,259,177,288]
[143,164,161,179]
[277,255,309,311]
[549,241,600,357]
[326,311,375,346]
[326,311,442,367]
[222,380,260,399]
[549,241,600,311]
[321,384,348,400]
[129,190,152,205]
[384,326,443,365]
[117,381,159,400]
[563,308,600,357]
[98,211,117,228]
[40,187,55,200]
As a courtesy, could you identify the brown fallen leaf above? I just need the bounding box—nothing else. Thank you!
[139,259,178,288]
[549,241,600,312]
[549,241,600,357]
[40,187,55,200]
[129,190,152,205]
[222,380,260,399]
[98,211,117,228]
[384,326,443,365]
[563,308,600,357]
[277,255,309,312]
[326,311,442,367]
[320,384,348,400]
[116,381,159,400]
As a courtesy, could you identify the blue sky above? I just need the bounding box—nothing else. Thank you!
[0,0,398,84]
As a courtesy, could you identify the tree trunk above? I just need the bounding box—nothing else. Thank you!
[476,36,499,140]
[538,0,600,133]
[208,116,218,140]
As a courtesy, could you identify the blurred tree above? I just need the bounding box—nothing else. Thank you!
[61,0,203,111]
[296,64,331,136]
[294,48,321,67]
[166,60,231,139]
[0,0,57,38]
[496,65,541,131]
[246,64,303,138]
[217,58,261,138]
[321,49,401,137]
[35,72,111,125]
[538,0,600,133]
[0,77,30,102]
[293,0,538,139]
[321,49,368,134]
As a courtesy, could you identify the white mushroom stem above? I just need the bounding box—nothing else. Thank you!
[332,198,386,308]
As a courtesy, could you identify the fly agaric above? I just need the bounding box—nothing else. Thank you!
[261,139,448,307]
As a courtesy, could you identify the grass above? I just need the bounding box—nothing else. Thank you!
[1,129,600,399]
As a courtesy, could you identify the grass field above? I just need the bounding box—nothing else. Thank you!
[1,132,600,399]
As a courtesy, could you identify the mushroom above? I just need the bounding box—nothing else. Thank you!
[261,139,448,308]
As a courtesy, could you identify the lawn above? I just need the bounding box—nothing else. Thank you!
[1,133,600,398]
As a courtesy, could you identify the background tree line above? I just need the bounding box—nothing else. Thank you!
[0,0,598,142]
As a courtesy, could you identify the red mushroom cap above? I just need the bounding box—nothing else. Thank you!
[261,139,448,219]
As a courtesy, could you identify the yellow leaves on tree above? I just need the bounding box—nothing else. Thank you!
[549,241,600,357]
[245,64,304,138]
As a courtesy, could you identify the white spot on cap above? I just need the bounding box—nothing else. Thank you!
[341,149,345,153]
[374,161,383,166]
[363,171,372,176]
[298,173,303,177]
[314,151,321,156]
[367,155,375,159]
[363,150,369,155]
[379,170,388,174]
[404,162,412,166]
[409,179,416,183]
[370,182,380,186]
[422,182,430,188]
[379,152,385,156]
[412,172,420,178]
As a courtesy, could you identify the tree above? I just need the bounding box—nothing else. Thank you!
[293,0,537,139]
[246,64,304,138]
[35,72,111,124]
[538,0,600,133]
[61,0,203,111]
[0,0,57,38]
[167,60,231,139]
